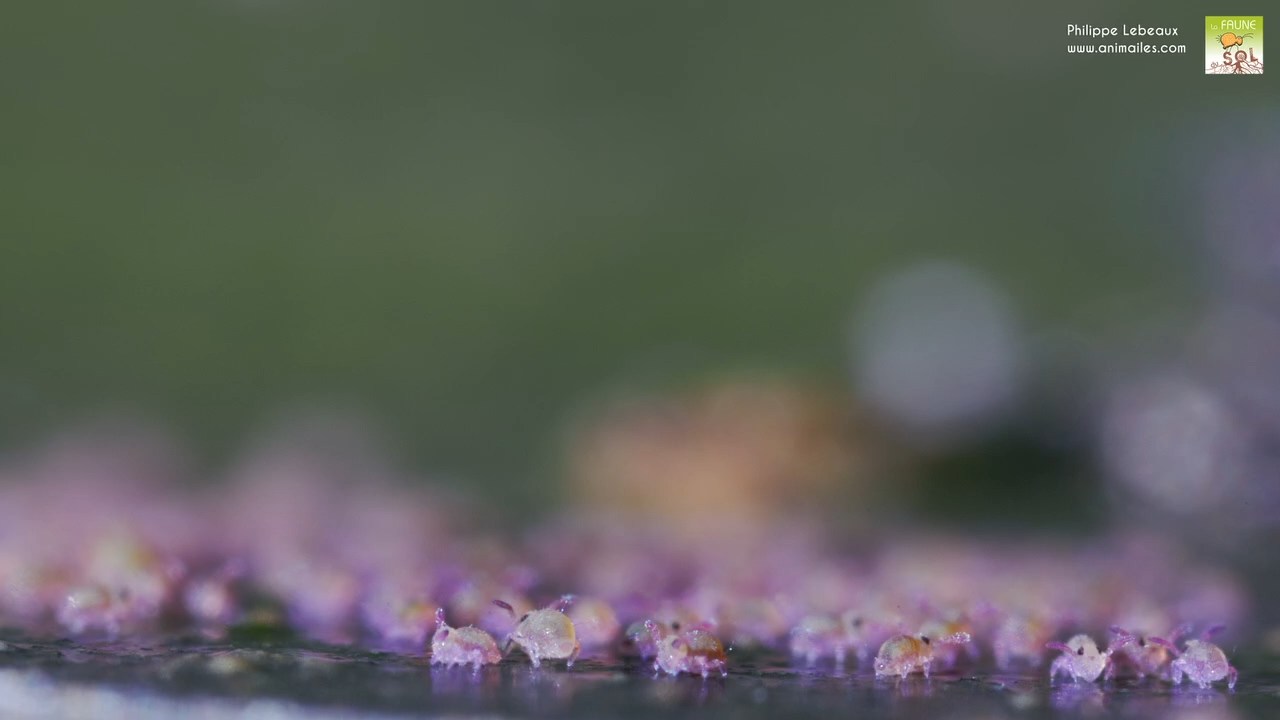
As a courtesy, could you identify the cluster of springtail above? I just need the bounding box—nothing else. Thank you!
[0,438,1246,689]
[434,596,1238,690]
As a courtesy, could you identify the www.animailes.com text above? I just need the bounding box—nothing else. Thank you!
[1066,43,1187,54]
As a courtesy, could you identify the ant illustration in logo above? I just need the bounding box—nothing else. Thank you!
[1217,32,1254,49]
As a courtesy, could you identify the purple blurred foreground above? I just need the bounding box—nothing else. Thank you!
[0,420,1250,678]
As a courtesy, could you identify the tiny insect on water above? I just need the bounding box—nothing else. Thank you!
[565,596,620,650]
[182,560,245,628]
[918,615,979,671]
[1045,634,1122,683]
[430,608,502,669]
[840,611,895,665]
[790,614,848,666]
[1150,624,1238,690]
[58,584,128,637]
[719,597,787,648]
[645,619,728,678]
[992,614,1055,669]
[1106,624,1174,679]
[873,632,972,679]
[621,618,685,659]
[621,619,664,658]
[493,595,580,668]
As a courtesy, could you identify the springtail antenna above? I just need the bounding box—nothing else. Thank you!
[492,599,516,618]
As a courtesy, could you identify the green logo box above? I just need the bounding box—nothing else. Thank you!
[1206,16,1263,74]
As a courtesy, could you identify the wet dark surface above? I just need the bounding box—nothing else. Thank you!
[1,631,1278,719]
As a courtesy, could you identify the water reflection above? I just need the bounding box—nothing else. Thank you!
[1049,682,1106,715]
[643,672,726,707]
[1169,685,1231,708]
[509,665,578,713]
[879,674,935,699]
[427,663,500,702]
[0,632,1272,720]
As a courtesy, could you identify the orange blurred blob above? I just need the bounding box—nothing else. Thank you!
[566,377,865,534]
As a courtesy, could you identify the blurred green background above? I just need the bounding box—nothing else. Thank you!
[0,2,1225,509]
